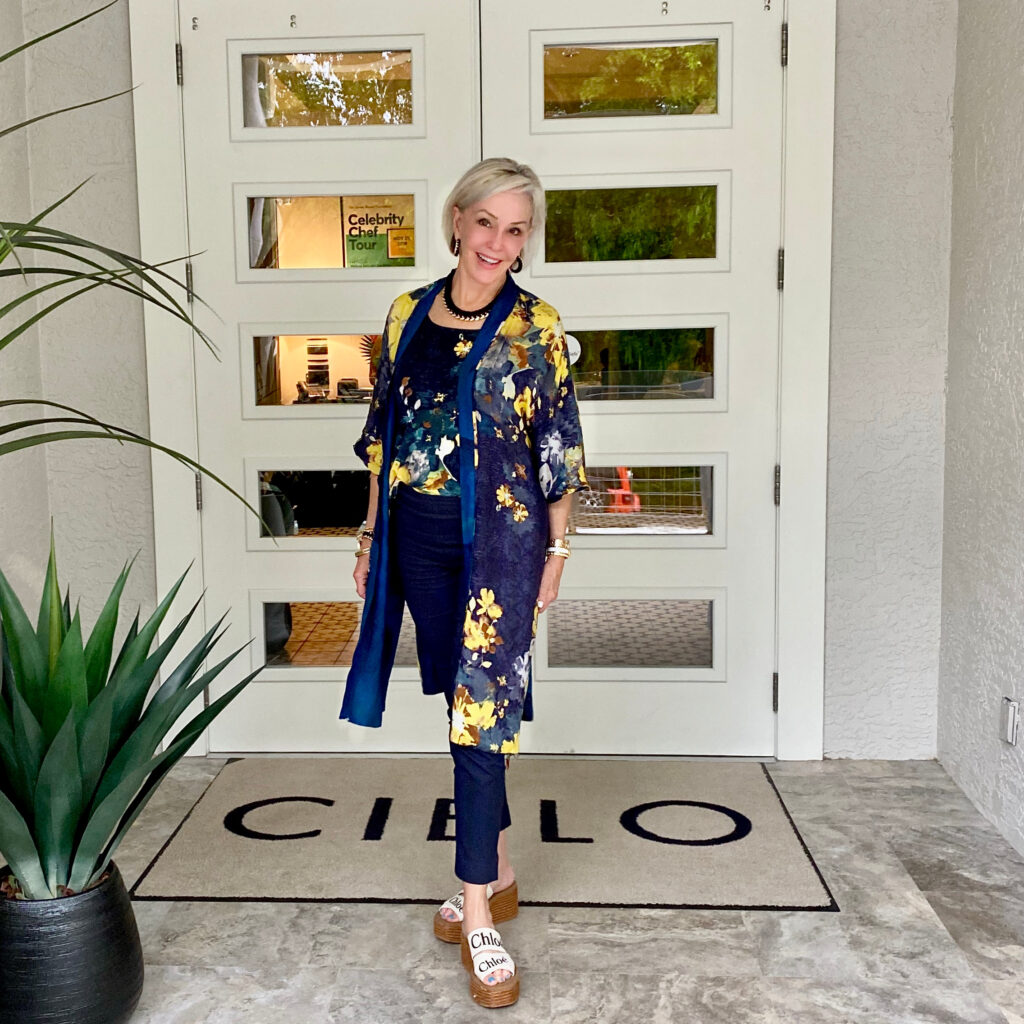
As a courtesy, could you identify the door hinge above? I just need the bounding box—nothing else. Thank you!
[194,472,203,511]
[772,672,779,713]
[175,42,183,86]
[774,464,781,506]
[777,248,785,290]
[781,23,788,67]
[185,261,194,306]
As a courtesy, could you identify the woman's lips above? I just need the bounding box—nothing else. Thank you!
[476,252,501,266]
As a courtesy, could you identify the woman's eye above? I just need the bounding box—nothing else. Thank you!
[509,227,521,236]
[478,218,489,227]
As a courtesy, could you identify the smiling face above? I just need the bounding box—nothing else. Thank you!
[452,189,533,287]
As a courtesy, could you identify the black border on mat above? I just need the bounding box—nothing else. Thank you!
[128,759,841,913]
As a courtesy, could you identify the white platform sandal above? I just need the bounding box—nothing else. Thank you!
[460,926,519,1007]
[433,881,519,943]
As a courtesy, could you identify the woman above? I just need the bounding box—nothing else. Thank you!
[339,157,587,1008]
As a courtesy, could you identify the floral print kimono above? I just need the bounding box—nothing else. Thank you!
[339,272,588,754]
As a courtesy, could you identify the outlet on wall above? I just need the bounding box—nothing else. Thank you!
[1001,698,1019,745]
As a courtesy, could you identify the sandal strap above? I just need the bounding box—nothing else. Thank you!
[465,926,516,978]
[439,884,494,921]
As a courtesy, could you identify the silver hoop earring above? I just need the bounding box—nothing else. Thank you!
[510,255,523,273]
[452,237,461,257]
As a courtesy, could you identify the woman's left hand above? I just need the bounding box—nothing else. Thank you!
[536,555,565,613]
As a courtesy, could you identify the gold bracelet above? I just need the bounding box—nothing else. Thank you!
[546,538,571,559]
[354,546,371,558]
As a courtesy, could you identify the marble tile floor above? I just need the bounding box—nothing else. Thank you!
[115,757,1024,1024]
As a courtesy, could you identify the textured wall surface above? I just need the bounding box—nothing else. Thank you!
[824,0,957,757]
[0,0,50,602]
[939,2,1024,854]
[16,0,156,624]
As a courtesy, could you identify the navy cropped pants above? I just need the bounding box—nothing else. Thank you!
[389,483,512,884]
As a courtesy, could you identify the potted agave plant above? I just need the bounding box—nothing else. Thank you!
[0,543,259,1024]
[0,4,264,1023]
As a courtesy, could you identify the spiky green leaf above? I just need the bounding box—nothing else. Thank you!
[0,429,265,528]
[33,711,83,893]
[0,788,50,899]
[36,532,64,678]
[70,665,261,891]
[0,568,48,723]
[83,559,132,700]
[77,680,115,811]
[0,0,119,65]
[106,596,203,758]
[0,88,135,141]
[41,610,87,743]
[96,642,239,812]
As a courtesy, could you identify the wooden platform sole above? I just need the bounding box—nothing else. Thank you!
[460,934,520,1008]
[432,880,519,944]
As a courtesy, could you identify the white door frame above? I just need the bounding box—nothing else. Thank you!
[128,0,835,760]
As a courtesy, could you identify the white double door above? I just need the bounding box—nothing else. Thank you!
[177,0,785,755]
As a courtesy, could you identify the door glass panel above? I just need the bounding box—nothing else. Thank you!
[264,601,416,666]
[571,327,713,400]
[570,466,712,535]
[547,599,713,667]
[242,50,413,128]
[259,470,370,538]
[545,186,716,262]
[543,40,718,120]
[253,334,380,406]
[248,194,415,269]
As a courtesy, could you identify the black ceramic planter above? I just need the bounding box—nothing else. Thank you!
[0,860,144,1024]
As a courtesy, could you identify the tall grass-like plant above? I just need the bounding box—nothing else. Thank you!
[0,539,260,899]
[0,0,252,514]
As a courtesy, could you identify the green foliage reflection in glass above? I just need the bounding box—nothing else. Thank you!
[546,186,716,263]
[544,41,717,119]
[243,51,412,128]
[570,328,714,400]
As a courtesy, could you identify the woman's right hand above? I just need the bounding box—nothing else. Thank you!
[354,552,371,598]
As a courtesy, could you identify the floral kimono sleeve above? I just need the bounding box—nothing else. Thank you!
[353,304,396,475]
[532,318,588,501]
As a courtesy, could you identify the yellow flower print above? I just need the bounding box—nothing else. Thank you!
[450,685,497,746]
[514,463,527,480]
[497,675,508,686]
[391,292,416,324]
[531,601,540,638]
[464,611,499,652]
[500,736,519,755]
[496,484,514,507]
[365,439,383,474]
[530,300,559,331]
[514,386,535,423]
[500,307,531,337]
[454,338,472,358]
[478,588,503,619]
[388,460,411,490]
[513,503,528,522]
[551,341,569,386]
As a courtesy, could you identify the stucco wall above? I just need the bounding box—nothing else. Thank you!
[14,0,156,624]
[824,0,957,757]
[939,2,1024,853]
[0,0,50,603]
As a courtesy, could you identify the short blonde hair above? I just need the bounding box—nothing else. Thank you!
[442,157,546,266]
